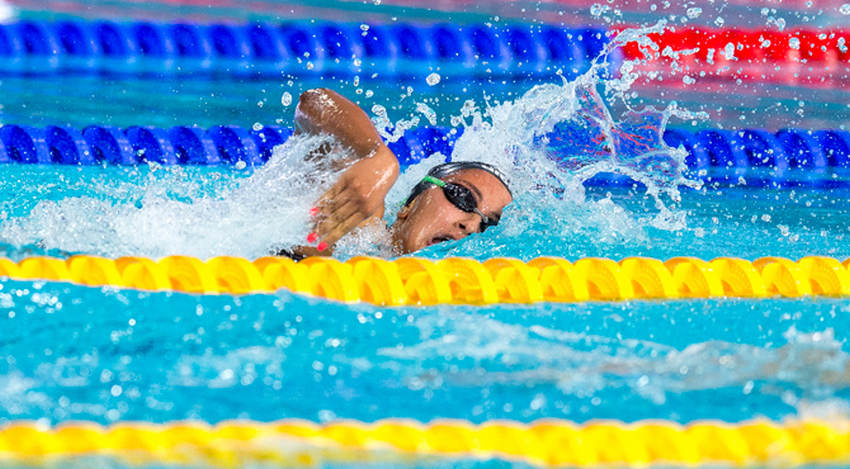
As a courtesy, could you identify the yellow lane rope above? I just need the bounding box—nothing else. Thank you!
[0,255,848,305]
[1,418,849,467]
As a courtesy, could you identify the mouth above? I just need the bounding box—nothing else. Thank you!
[428,235,453,247]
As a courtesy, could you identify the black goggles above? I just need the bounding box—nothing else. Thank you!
[422,175,499,231]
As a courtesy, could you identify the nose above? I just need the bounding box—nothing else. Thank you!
[456,215,480,236]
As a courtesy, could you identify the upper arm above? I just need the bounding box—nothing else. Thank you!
[294,88,387,161]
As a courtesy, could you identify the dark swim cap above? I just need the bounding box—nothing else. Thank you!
[403,161,512,207]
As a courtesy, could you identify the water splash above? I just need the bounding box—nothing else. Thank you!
[0,135,342,259]
[384,25,704,259]
[0,24,705,260]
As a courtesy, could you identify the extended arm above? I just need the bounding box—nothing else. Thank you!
[294,89,400,254]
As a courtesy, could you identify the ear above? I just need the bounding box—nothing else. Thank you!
[396,202,412,221]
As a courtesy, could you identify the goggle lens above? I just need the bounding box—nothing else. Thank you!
[425,176,499,232]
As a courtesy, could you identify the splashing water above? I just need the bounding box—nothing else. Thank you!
[0,135,344,259]
[384,25,704,258]
[0,25,703,260]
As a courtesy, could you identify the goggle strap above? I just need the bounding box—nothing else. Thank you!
[422,175,447,188]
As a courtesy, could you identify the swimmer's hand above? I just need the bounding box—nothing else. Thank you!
[309,145,399,252]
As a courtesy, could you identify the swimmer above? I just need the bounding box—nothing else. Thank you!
[283,88,513,258]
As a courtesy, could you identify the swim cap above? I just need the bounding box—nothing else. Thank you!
[403,161,512,207]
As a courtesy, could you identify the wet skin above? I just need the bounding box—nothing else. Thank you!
[293,88,512,256]
[391,168,513,254]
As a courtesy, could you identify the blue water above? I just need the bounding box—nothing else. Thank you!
[2,278,849,427]
[2,1,850,468]
[4,73,850,132]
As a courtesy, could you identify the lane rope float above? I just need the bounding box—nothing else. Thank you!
[0,19,607,78]
[0,417,848,467]
[2,124,849,190]
[1,255,849,305]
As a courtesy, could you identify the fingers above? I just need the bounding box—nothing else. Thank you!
[313,198,360,238]
[315,210,366,251]
[314,179,347,214]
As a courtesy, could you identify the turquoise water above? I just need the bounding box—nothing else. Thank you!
[2,277,849,426]
[1,2,850,468]
[4,73,850,131]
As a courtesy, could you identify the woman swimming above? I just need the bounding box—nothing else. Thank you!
[287,88,513,258]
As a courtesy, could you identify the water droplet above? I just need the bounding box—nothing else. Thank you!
[360,24,369,36]
[353,58,362,67]
[281,92,292,107]
[686,7,702,18]
[682,75,695,85]
[590,3,605,16]
[365,90,373,98]
[841,4,850,14]
[252,122,263,131]
[306,62,314,70]
[714,16,725,26]
[789,37,800,50]
[235,161,247,170]
[257,100,264,108]
[426,72,441,86]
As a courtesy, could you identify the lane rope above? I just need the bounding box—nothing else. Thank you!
[4,124,849,192]
[0,418,848,466]
[1,255,848,304]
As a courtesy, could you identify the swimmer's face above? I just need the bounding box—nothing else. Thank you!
[391,169,513,254]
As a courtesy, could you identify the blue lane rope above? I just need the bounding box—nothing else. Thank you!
[0,124,848,188]
[0,19,610,78]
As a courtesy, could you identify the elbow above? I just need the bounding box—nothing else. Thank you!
[296,88,330,120]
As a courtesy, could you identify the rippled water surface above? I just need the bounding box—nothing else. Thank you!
[1,1,850,468]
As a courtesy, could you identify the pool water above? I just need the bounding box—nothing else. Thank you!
[5,68,850,132]
[1,1,850,468]
[2,276,850,427]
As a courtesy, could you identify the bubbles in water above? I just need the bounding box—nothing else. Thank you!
[360,24,369,37]
[686,7,702,18]
[281,92,292,107]
[426,73,441,86]
[682,75,695,85]
[714,17,725,26]
[789,37,801,50]
[841,4,850,14]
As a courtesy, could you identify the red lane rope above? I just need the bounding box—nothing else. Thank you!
[616,25,850,87]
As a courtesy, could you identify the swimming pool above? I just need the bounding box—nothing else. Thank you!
[1,1,850,467]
